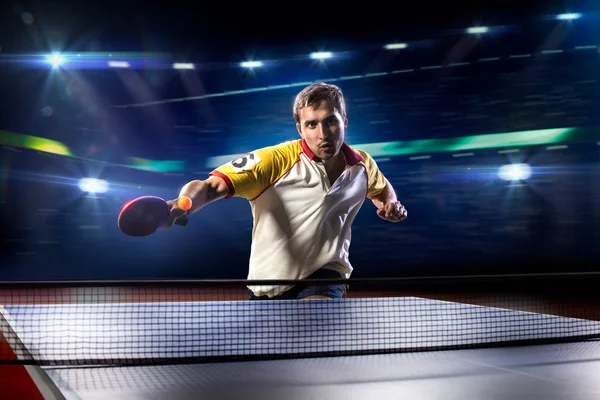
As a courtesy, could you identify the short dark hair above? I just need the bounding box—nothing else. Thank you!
[293,82,347,124]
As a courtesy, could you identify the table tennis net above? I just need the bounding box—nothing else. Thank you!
[1,273,599,366]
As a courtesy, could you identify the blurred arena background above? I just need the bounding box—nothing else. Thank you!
[1,3,599,281]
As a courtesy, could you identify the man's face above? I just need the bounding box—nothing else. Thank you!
[296,99,347,162]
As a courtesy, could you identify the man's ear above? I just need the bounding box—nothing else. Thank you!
[296,123,303,138]
[344,117,348,130]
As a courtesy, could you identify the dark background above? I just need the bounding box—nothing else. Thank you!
[1,1,599,281]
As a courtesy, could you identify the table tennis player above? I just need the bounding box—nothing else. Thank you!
[165,82,407,300]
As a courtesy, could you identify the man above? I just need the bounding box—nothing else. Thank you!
[166,82,407,300]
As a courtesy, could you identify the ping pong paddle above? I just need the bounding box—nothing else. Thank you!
[118,196,189,237]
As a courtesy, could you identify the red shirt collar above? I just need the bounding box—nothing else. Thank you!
[300,139,363,166]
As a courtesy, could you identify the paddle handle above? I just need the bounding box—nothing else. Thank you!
[174,217,188,227]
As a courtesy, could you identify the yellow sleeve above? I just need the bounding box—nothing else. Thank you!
[209,141,299,201]
[357,149,387,198]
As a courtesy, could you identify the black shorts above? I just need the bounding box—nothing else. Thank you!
[248,268,345,300]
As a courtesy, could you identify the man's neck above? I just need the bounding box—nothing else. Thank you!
[321,151,345,171]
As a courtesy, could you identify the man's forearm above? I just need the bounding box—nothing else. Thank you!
[178,177,229,215]
[370,178,397,209]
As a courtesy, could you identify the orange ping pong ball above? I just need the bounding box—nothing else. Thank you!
[177,196,192,211]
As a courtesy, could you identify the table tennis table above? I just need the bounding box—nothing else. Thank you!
[2,296,600,399]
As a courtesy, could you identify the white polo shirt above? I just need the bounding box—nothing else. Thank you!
[210,139,387,297]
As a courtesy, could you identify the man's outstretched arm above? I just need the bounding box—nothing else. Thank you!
[164,143,295,227]
[165,176,229,226]
[369,178,407,223]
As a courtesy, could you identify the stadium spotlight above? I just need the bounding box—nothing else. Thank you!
[240,61,263,68]
[78,178,109,194]
[309,51,333,60]
[556,13,581,20]
[46,53,65,68]
[467,26,489,34]
[384,43,408,50]
[108,61,130,68]
[498,163,532,181]
[173,63,195,70]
